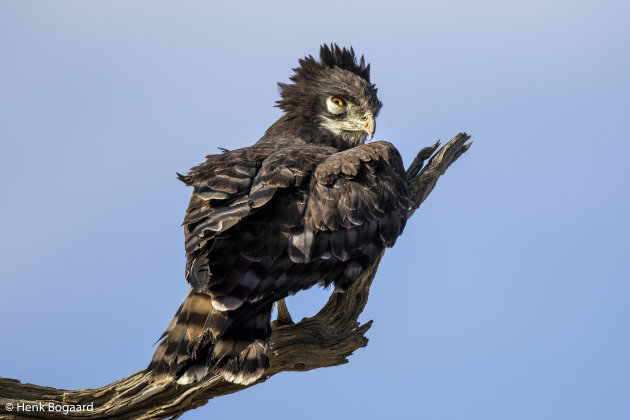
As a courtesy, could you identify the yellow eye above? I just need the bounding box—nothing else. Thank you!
[331,97,344,106]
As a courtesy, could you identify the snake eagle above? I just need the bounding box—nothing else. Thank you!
[147,44,409,385]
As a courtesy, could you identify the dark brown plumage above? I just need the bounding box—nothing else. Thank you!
[147,44,409,385]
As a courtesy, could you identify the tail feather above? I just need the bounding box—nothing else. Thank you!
[223,339,269,385]
[147,289,272,386]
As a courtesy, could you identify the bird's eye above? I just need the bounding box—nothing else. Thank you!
[327,97,346,114]
[331,97,344,107]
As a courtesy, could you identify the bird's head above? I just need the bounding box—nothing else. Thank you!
[276,44,382,149]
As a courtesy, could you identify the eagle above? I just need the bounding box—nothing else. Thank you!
[147,44,409,386]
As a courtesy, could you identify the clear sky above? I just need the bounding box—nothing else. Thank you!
[1,1,628,419]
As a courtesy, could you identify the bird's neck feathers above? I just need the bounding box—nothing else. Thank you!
[260,114,359,151]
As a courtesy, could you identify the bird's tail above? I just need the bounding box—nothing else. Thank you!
[147,290,272,386]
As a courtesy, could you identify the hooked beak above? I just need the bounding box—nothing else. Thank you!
[318,112,376,144]
[353,113,375,141]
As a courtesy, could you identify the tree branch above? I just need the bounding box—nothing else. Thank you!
[0,133,472,420]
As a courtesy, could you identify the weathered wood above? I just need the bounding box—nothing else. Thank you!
[0,133,471,420]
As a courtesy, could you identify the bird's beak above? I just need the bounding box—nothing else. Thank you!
[356,113,375,141]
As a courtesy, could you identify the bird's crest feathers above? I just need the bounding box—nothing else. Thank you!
[276,44,375,113]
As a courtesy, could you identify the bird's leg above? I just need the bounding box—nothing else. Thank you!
[275,299,294,325]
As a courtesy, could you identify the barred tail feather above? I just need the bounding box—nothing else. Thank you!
[147,290,225,381]
[147,290,272,386]
[211,306,272,385]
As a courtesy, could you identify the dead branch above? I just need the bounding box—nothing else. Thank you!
[0,133,471,420]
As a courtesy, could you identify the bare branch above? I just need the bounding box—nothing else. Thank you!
[0,133,471,420]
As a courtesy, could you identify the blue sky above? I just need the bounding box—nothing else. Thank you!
[1,1,628,419]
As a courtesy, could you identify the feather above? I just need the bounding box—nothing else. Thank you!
[288,225,315,263]
[330,229,350,261]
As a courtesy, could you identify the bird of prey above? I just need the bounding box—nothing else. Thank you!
[147,44,409,386]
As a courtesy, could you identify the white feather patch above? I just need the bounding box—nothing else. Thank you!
[176,365,209,385]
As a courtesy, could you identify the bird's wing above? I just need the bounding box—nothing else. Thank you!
[181,140,407,314]
[180,142,337,294]
[286,140,409,291]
